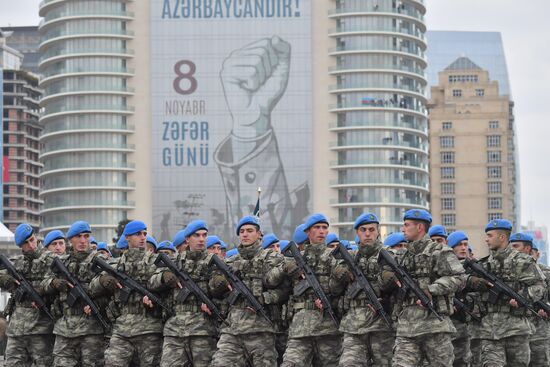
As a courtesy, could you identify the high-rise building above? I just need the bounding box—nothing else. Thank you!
[428,56,518,256]
[1,26,41,75]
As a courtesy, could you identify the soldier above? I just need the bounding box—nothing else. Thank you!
[292,223,307,251]
[96,220,164,366]
[96,242,112,259]
[157,241,177,257]
[150,220,223,367]
[173,229,188,254]
[210,215,287,366]
[207,235,226,259]
[509,232,550,367]
[89,237,98,251]
[44,229,66,256]
[262,233,280,252]
[384,232,407,252]
[42,220,106,366]
[336,213,394,367]
[325,233,339,250]
[281,213,346,367]
[146,235,158,253]
[429,224,448,245]
[0,223,54,366]
[381,209,465,367]
[472,219,545,367]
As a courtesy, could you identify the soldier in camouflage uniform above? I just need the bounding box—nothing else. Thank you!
[43,230,67,257]
[149,220,222,367]
[531,245,550,367]
[42,221,107,366]
[0,223,54,366]
[210,216,288,366]
[281,213,347,367]
[93,220,164,366]
[509,232,550,367]
[470,220,546,367]
[380,209,466,367]
[335,213,394,367]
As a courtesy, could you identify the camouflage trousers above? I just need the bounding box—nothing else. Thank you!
[160,335,217,367]
[5,334,54,367]
[53,334,104,367]
[470,338,482,367]
[529,338,550,367]
[451,322,471,367]
[104,333,162,367]
[338,331,394,367]
[276,331,288,366]
[211,332,277,367]
[481,335,530,367]
[281,335,342,367]
[393,333,454,367]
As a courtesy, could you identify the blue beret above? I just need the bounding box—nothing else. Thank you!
[532,244,539,251]
[279,240,290,252]
[206,235,227,249]
[341,240,352,250]
[89,236,98,245]
[303,213,329,231]
[96,242,112,256]
[14,223,34,247]
[67,221,91,239]
[485,219,512,232]
[384,233,407,248]
[510,232,534,244]
[354,213,379,229]
[44,230,65,247]
[225,248,239,258]
[116,236,128,249]
[157,240,176,252]
[183,220,208,239]
[350,245,359,251]
[325,233,339,245]
[236,216,260,236]
[262,233,279,249]
[293,224,308,244]
[448,231,468,248]
[122,220,147,236]
[428,225,447,238]
[172,229,186,248]
[146,235,158,250]
[403,209,432,223]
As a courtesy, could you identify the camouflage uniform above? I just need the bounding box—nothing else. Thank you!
[381,236,466,367]
[473,245,545,367]
[149,249,221,367]
[0,246,55,367]
[466,292,483,367]
[210,240,287,367]
[450,259,472,367]
[336,240,394,367]
[281,241,346,367]
[94,248,163,366]
[529,263,550,367]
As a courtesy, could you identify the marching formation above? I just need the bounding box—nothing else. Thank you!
[0,209,548,367]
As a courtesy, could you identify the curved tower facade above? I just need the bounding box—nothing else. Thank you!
[38,0,135,240]
[328,0,429,237]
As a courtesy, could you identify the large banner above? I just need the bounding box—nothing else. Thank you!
[151,0,313,243]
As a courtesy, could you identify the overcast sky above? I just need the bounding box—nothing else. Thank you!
[1,0,549,231]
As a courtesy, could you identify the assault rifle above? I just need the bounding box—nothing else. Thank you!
[92,257,172,316]
[331,242,393,329]
[377,249,443,321]
[282,241,339,325]
[0,254,54,320]
[154,253,227,324]
[209,255,272,326]
[51,257,109,329]
[453,297,481,323]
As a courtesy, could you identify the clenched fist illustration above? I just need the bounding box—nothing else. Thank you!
[221,36,291,139]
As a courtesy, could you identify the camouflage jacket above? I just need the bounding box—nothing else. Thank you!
[286,242,346,338]
[473,245,544,340]
[211,240,286,335]
[149,250,220,337]
[531,263,550,340]
[42,249,106,337]
[91,248,163,337]
[0,246,54,336]
[337,240,391,334]
[381,236,465,338]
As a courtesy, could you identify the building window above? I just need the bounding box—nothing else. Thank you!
[488,197,502,210]
[452,89,462,97]
[487,151,501,163]
[442,198,455,210]
[488,182,502,194]
[475,89,485,96]
[442,214,456,226]
[487,135,501,147]
[488,166,502,178]
[488,213,502,222]
[441,152,455,164]
[442,122,453,130]
[448,75,478,83]
[441,167,455,179]
[489,121,499,129]
[441,183,455,195]
[440,136,454,148]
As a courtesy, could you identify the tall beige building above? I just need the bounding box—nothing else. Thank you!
[428,57,519,256]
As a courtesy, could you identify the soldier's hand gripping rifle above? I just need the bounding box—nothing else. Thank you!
[331,242,393,329]
[282,241,339,325]
[92,257,173,317]
[51,257,109,329]
[464,258,539,318]
[0,254,54,320]
[154,253,227,325]
[378,249,443,321]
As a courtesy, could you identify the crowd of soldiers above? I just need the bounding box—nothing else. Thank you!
[0,208,548,367]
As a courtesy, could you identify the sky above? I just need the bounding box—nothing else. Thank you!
[1,0,549,230]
